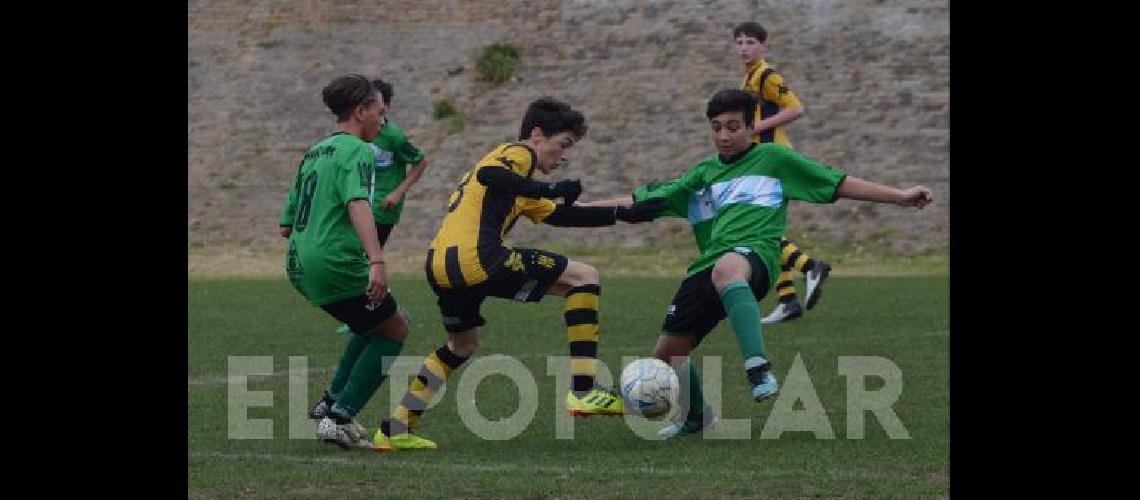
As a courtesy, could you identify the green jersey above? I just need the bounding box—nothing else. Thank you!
[647,143,846,289]
[279,132,376,306]
[370,121,425,225]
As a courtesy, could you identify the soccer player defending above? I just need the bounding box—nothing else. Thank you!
[373,97,665,451]
[595,89,931,438]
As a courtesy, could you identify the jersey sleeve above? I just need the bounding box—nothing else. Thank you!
[761,71,803,109]
[632,179,687,219]
[340,143,375,205]
[392,126,426,165]
[640,163,704,206]
[768,145,846,203]
[517,196,558,223]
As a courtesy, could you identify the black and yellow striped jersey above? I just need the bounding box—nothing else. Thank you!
[427,143,558,288]
[741,59,803,148]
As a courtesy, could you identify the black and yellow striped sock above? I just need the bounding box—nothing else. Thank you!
[382,344,468,436]
[782,238,816,274]
[777,239,800,304]
[565,284,601,398]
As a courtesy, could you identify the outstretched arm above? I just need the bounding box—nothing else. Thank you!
[577,195,635,208]
[837,176,933,208]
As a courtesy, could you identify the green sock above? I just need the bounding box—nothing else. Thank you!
[719,279,768,363]
[328,333,371,398]
[331,335,405,417]
[683,360,706,420]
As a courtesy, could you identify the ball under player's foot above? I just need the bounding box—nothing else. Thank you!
[803,260,832,311]
[372,429,437,452]
[761,301,803,324]
[566,386,624,417]
[658,407,718,439]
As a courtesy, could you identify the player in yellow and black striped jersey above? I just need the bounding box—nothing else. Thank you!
[736,21,832,324]
[374,97,666,451]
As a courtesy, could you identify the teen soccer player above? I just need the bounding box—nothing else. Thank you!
[278,74,409,450]
[334,78,430,334]
[371,97,665,451]
[600,89,931,438]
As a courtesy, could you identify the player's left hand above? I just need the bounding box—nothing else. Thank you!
[899,186,933,209]
[615,198,668,223]
[382,192,402,210]
[367,262,388,300]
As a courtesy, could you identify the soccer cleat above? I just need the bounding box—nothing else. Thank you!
[336,324,352,334]
[566,387,624,417]
[308,394,335,419]
[383,432,435,453]
[749,370,780,402]
[803,261,832,311]
[658,407,718,439]
[316,417,373,450]
[761,301,803,324]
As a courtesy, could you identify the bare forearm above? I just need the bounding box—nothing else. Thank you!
[348,200,384,262]
[755,106,803,133]
[578,195,634,208]
[836,176,908,205]
[394,158,428,197]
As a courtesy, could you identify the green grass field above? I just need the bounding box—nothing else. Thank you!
[188,276,948,498]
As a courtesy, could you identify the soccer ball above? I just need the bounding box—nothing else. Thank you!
[620,358,680,420]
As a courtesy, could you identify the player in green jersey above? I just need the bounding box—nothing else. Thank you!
[584,89,932,438]
[277,74,408,450]
[333,78,430,335]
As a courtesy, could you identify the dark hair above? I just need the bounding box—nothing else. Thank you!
[372,78,394,105]
[733,22,767,43]
[706,89,757,128]
[518,97,587,141]
[322,74,377,122]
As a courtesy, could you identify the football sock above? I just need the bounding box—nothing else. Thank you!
[681,359,707,422]
[719,279,768,382]
[782,237,816,274]
[382,344,468,436]
[565,284,601,398]
[329,335,404,419]
[328,332,371,398]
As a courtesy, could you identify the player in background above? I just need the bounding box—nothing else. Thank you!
[278,74,408,450]
[736,21,831,324]
[333,78,430,334]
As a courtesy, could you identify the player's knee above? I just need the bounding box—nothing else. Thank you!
[448,329,479,357]
[711,254,749,290]
[378,310,410,341]
[561,261,599,288]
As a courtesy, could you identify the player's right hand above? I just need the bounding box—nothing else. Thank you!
[279,226,292,238]
[546,179,583,206]
[367,262,388,301]
[615,198,667,223]
[899,186,933,209]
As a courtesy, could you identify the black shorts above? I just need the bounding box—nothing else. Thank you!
[661,248,770,345]
[430,248,569,333]
[320,292,399,336]
[375,223,394,248]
